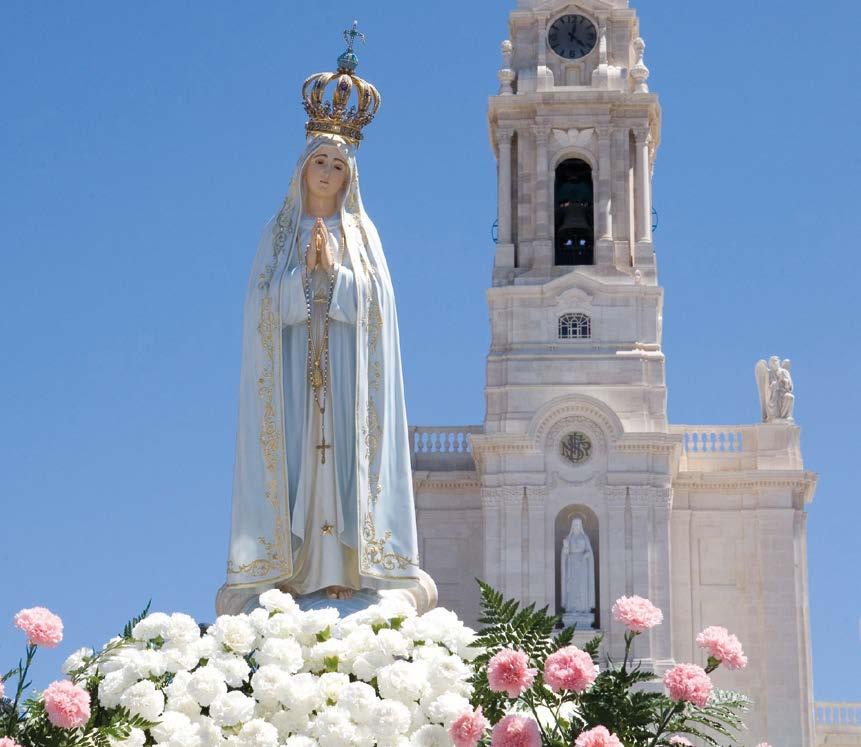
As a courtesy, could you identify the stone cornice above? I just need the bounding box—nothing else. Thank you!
[412,470,480,493]
[673,470,818,503]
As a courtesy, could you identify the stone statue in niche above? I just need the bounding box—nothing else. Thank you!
[560,517,595,629]
[755,356,795,422]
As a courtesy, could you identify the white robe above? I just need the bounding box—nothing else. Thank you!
[223,135,421,600]
[279,215,361,593]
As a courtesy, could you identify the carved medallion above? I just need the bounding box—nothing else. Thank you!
[560,432,592,464]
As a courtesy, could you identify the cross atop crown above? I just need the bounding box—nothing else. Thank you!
[337,21,365,74]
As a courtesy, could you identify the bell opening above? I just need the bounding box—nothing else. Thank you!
[554,159,594,266]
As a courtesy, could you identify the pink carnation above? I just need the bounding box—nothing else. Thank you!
[663,663,713,708]
[669,737,694,746]
[449,705,490,747]
[14,607,63,648]
[43,680,91,729]
[543,646,598,693]
[611,596,663,633]
[754,743,772,747]
[574,726,624,747]
[490,715,542,747]
[486,649,538,699]
[696,626,748,670]
[0,738,24,747]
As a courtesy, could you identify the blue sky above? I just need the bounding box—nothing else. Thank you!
[1,0,859,703]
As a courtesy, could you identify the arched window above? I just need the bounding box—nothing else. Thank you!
[554,158,594,266]
[559,312,591,339]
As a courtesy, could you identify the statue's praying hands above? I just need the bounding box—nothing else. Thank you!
[305,217,336,273]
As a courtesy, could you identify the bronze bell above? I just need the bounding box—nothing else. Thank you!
[557,201,592,233]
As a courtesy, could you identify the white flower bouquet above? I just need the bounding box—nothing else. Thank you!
[0,591,481,747]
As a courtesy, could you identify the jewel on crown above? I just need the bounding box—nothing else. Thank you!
[302,21,381,146]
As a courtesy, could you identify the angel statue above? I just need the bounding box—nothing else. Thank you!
[215,23,435,616]
[755,356,795,422]
[560,517,596,628]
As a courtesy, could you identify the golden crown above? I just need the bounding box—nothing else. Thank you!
[302,21,381,146]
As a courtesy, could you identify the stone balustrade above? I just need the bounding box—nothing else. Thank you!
[409,425,482,471]
[669,423,802,472]
[816,701,861,728]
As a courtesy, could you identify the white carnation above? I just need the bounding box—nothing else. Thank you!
[166,613,201,645]
[270,708,313,739]
[247,606,270,632]
[299,608,339,639]
[317,671,350,705]
[250,664,290,707]
[120,679,165,721]
[187,665,227,707]
[409,724,450,747]
[208,653,251,687]
[163,672,200,718]
[209,690,255,727]
[351,649,395,682]
[375,628,411,658]
[255,637,303,672]
[261,612,301,639]
[62,646,94,676]
[194,635,219,660]
[162,643,201,673]
[190,715,224,747]
[149,710,192,743]
[342,626,377,655]
[281,672,324,714]
[235,718,279,747]
[370,699,412,739]
[108,726,146,747]
[307,637,348,673]
[209,615,258,655]
[377,660,430,704]
[259,588,298,613]
[311,705,360,747]
[408,702,429,732]
[422,692,471,727]
[132,612,171,641]
[127,648,168,678]
[338,681,378,724]
[98,668,138,709]
[426,654,473,697]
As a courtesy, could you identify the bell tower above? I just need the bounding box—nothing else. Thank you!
[490,0,658,283]
[471,0,675,672]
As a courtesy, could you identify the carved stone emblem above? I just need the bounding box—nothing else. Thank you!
[561,432,592,464]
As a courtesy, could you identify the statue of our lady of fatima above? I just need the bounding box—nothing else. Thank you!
[216,24,435,615]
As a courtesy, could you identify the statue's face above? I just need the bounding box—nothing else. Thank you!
[572,518,583,533]
[304,145,349,202]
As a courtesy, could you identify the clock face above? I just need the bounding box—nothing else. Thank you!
[548,14,598,60]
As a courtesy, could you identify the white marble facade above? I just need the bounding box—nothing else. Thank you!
[411,1,825,745]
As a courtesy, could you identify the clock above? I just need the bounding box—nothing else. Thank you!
[548,14,598,60]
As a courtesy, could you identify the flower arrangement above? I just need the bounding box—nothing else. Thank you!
[0,583,754,746]
[468,582,751,746]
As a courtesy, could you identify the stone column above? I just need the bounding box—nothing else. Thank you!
[533,122,553,269]
[605,487,628,659]
[503,488,524,602]
[633,126,653,264]
[595,125,614,265]
[527,489,547,608]
[630,488,652,664]
[651,487,674,673]
[496,128,515,269]
[480,489,504,592]
[612,127,631,268]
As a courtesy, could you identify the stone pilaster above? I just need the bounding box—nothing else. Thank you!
[496,128,515,269]
[596,125,614,265]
